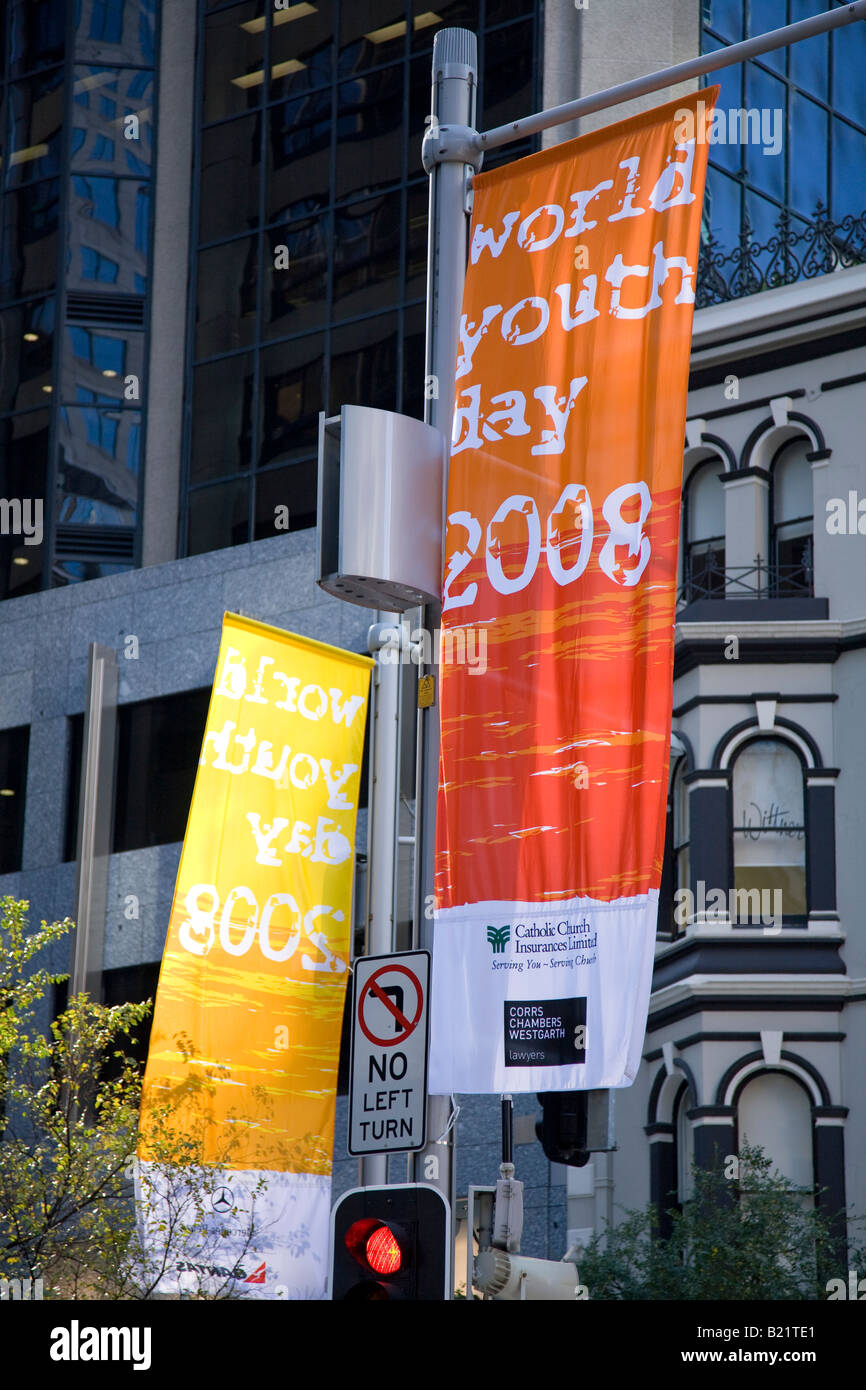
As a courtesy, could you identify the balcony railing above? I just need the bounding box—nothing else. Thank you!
[696,203,866,308]
[678,551,813,605]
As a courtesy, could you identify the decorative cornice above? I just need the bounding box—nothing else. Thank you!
[649,974,852,1016]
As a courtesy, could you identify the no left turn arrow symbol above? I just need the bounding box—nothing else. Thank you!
[358,964,424,1047]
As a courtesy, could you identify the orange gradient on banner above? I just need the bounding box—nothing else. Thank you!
[138,614,373,1174]
[435,90,717,910]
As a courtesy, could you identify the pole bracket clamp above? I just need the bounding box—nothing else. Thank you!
[422,121,484,173]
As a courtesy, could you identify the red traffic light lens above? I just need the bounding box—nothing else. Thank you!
[344,1216,409,1280]
[365,1224,402,1276]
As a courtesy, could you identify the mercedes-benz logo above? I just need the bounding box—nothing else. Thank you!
[212,1186,234,1214]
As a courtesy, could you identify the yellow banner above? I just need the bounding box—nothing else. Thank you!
[137,614,372,1290]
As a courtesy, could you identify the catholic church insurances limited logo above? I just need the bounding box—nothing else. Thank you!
[487,925,511,954]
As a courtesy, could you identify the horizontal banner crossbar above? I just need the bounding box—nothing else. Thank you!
[476,2,866,152]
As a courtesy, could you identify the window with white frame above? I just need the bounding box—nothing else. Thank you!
[771,439,814,596]
[732,737,807,919]
[738,1071,814,1211]
[675,1083,695,1205]
[660,752,691,938]
[683,457,726,598]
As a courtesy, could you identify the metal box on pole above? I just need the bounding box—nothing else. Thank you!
[316,404,445,612]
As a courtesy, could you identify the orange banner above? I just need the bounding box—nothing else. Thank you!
[430,91,716,1094]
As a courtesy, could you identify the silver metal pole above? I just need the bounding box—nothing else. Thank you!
[360,616,402,1189]
[399,0,866,1285]
[72,643,118,1000]
[477,0,866,152]
[413,27,479,1212]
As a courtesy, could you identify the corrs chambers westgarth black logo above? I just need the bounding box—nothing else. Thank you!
[487,924,511,954]
[504,997,587,1068]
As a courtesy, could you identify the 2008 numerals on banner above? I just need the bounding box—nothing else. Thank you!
[444,479,652,609]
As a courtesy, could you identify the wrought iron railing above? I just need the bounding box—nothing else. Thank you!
[696,203,866,308]
[678,550,813,605]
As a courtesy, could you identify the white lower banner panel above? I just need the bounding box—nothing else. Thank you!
[429,893,658,1094]
[134,1164,331,1301]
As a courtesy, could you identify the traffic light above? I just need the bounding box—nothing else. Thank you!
[536,1090,590,1167]
[329,1183,451,1300]
[536,1088,616,1167]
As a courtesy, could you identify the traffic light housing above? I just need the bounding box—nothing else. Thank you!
[329,1183,451,1300]
[536,1090,591,1167]
[536,1089,616,1167]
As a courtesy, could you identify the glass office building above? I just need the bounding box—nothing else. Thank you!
[1,0,865,1271]
[2,1,864,600]
[184,0,540,555]
[0,0,156,601]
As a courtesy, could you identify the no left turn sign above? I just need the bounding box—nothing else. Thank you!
[349,951,430,1156]
[358,963,425,1047]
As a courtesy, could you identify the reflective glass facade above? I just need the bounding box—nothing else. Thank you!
[0,0,66,599]
[701,0,866,270]
[55,1,156,582]
[183,0,540,555]
[0,0,156,600]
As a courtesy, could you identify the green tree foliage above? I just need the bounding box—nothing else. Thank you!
[0,897,265,1299]
[579,1145,864,1300]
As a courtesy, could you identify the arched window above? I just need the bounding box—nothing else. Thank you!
[683,458,725,599]
[672,756,690,901]
[675,1083,695,1205]
[732,738,807,921]
[771,440,813,597]
[738,1072,814,1210]
[661,753,690,938]
[671,755,690,935]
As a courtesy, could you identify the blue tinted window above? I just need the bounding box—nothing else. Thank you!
[833,21,866,127]
[71,68,153,176]
[708,51,743,174]
[135,186,150,251]
[0,180,61,300]
[127,421,141,470]
[790,0,828,102]
[701,0,866,299]
[89,0,124,44]
[744,66,786,200]
[832,120,866,222]
[9,0,65,76]
[748,1,787,76]
[67,325,92,359]
[705,0,743,42]
[72,175,120,226]
[76,0,156,66]
[790,92,828,215]
[80,246,119,282]
[705,167,741,252]
[93,335,125,375]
